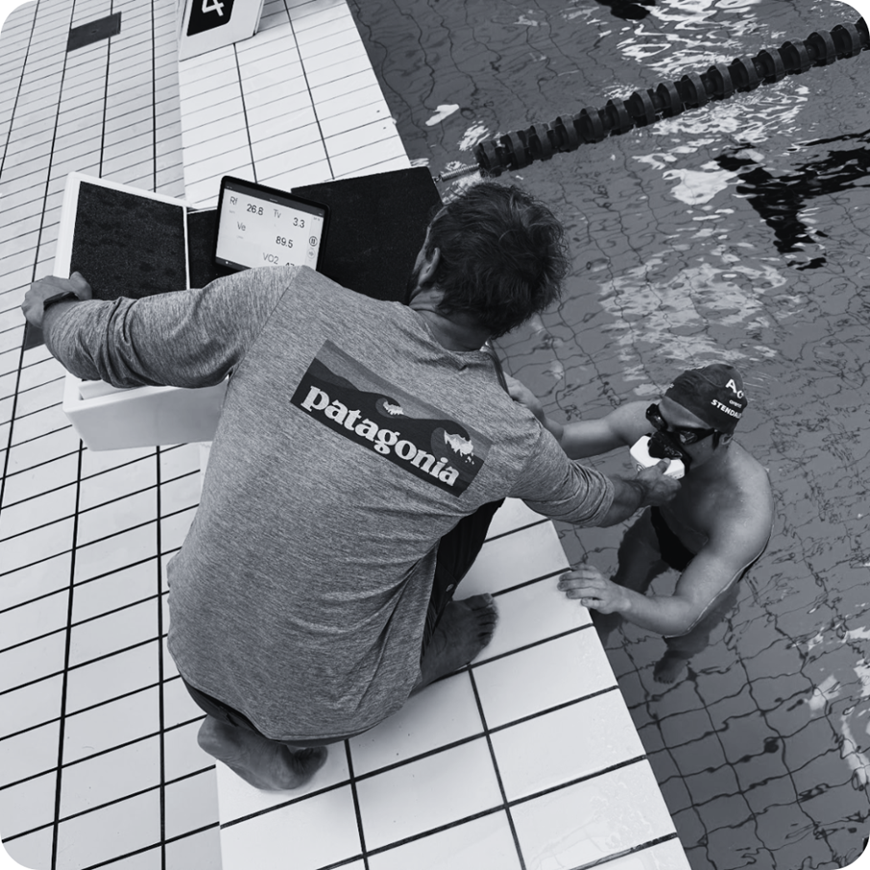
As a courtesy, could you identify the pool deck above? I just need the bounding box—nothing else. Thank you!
[0,0,689,867]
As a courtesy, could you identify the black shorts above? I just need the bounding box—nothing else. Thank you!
[649,506,697,572]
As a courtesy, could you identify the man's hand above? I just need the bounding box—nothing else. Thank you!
[22,272,92,330]
[636,460,680,506]
[558,565,629,615]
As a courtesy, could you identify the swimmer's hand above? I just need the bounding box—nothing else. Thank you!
[558,565,627,615]
[505,373,545,421]
[636,459,680,506]
[22,272,92,330]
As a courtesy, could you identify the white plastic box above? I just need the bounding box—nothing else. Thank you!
[56,173,227,450]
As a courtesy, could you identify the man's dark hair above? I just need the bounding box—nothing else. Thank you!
[424,182,570,338]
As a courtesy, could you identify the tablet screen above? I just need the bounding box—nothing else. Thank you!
[215,176,329,273]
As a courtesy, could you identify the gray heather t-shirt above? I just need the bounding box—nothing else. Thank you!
[46,266,613,741]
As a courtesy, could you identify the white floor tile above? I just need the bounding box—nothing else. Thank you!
[368,810,522,870]
[0,482,77,540]
[68,599,159,668]
[604,837,693,870]
[254,141,329,181]
[219,785,361,870]
[64,641,159,714]
[183,146,254,187]
[0,770,57,839]
[326,119,400,158]
[164,826,223,870]
[328,137,408,179]
[313,83,387,122]
[55,790,161,870]
[0,591,69,652]
[162,718,214,781]
[1,826,54,870]
[216,741,350,825]
[319,101,391,139]
[490,689,646,801]
[258,160,332,191]
[309,67,380,105]
[76,489,158,546]
[164,768,220,838]
[0,721,60,789]
[71,561,158,623]
[461,520,571,597]
[73,522,159,584]
[356,737,502,851]
[466,578,592,666]
[486,498,547,539]
[0,515,74,575]
[473,628,618,729]
[59,734,162,818]
[510,761,678,870]
[63,686,161,764]
[250,119,321,162]
[0,675,64,740]
[349,671,482,776]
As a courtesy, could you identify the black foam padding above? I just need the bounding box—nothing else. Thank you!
[187,208,221,289]
[294,166,443,303]
[67,13,121,52]
[24,181,189,350]
[72,181,189,299]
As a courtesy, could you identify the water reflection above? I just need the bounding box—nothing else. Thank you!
[714,128,870,269]
[350,0,870,864]
[594,0,656,22]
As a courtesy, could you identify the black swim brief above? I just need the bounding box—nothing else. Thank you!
[649,506,697,572]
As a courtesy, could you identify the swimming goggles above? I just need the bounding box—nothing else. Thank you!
[646,404,717,445]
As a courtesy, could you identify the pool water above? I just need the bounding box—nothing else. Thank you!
[349,0,870,867]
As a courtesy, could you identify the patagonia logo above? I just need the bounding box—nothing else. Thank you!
[291,343,490,495]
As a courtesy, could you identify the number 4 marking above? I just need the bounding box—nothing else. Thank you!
[202,0,224,16]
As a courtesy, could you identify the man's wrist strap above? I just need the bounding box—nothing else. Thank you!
[43,291,78,311]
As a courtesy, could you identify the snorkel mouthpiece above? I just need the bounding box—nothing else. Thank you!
[648,430,691,468]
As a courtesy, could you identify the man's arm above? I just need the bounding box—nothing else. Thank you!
[23,269,291,389]
[510,423,679,528]
[597,463,680,527]
[559,524,767,635]
[505,375,648,459]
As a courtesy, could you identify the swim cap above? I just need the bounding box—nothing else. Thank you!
[664,364,747,433]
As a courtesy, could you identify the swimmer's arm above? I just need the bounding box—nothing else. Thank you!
[648,522,769,636]
[559,523,767,636]
[507,374,648,458]
[559,564,703,636]
[558,402,649,459]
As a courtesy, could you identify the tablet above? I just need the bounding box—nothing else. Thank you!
[214,176,329,274]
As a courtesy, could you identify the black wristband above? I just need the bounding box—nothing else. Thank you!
[43,291,78,312]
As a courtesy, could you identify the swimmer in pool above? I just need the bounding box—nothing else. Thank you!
[508,363,775,682]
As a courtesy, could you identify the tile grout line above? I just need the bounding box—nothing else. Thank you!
[343,738,371,870]
[467,666,528,870]
[232,41,258,183]
[50,441,85,869]
[0,0,45,527]
[286,0,334,180]
[156,443,169,867]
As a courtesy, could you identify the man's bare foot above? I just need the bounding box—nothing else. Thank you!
[414,594,498,693]
[197,715,327,790]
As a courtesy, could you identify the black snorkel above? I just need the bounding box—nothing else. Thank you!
[648,429,693,472]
